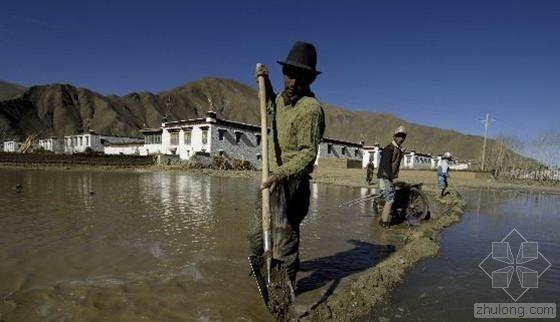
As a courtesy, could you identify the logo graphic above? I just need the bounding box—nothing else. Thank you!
[479,228,552,302]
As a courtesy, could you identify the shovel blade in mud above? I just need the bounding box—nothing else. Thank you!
[248,255,269,305]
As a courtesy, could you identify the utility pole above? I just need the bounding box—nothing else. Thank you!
[480,113,494,171]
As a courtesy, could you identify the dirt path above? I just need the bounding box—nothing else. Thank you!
[312,167,560,194]
[2,153,558,194]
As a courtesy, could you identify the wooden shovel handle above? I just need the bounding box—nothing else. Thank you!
[257,64,271,236]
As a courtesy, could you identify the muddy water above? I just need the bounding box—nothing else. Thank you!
[364,189,560,322]
[0,168,400,322]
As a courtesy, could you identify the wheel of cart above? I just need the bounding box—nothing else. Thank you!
[393,182,430,221]
[339,182,430,223]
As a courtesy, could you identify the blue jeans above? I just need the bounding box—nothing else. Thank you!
[438,175,448,190]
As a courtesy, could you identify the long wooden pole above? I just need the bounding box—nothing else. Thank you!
[257,63,272,284]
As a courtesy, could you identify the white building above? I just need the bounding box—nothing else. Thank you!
[104,141,145,155]
[38,137,64,153]
[137,112,460,171]
[403,151,434,169]
[362,145,382,168]
[317,137,363,162]
[139,128,165,156]
[64,131,141,154]
[139,111,365,168]
[363,146,462,171]
[3,140,21,152]
[449,162,469,170]
[144,111,262,166]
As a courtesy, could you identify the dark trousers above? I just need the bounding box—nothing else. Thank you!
[366,163,374,183]
[248,177,311,282]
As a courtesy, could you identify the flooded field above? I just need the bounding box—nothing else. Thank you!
[0,168,402,322]
[364,189,560,322]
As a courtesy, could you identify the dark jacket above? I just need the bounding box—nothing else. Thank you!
[377,142,404,180]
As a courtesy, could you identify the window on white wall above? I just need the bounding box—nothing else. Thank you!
[170,131,179,145]
[235,131,242,144]
[86,136,89,146]
[341,147,346,155]
[145,134,161,144]
[184,130,192,145]
[202,129,208,145]
[256,134,261,146]
[218,130,225,141]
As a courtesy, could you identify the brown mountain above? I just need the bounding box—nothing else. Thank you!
[0,80,27,100]
[0,77,516,162]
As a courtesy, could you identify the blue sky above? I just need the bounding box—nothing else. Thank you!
[1,0,559,142]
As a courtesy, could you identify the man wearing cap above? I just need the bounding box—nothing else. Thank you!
[248,41,325,295]
[377,126,407,228]
[437,152,452,197]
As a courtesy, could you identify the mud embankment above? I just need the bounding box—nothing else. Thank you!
[301,193,466,322]
[0,152,156,167]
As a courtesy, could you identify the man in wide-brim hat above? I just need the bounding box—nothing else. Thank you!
[248,41,325,299]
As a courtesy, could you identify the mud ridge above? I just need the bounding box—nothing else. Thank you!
[300,193,466,322]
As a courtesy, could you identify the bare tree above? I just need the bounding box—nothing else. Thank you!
[486,132,560,183]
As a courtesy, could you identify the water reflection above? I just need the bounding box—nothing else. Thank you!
[0,168,409,322]
[137,173,218,259]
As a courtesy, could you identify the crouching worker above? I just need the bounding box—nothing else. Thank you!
[248,41,325,298]
[377,126,406,228]
[437,152,452,197]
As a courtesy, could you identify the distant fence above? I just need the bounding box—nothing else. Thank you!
[0,152,156,167]
[495,168,560,183]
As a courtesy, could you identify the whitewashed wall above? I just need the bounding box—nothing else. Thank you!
[105,144,143,155]
[65,134,141,154]
[317,141,362,161]
[39,138,64,153]
[160,122,261,166]
[3,141,21,152]
[140,132,163,155]
[450,163,469,170]
[362,146,382,168]
[139,144,165,156]
[160,125,205,158]
[176,126,212,160]
[403,152,434,169]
